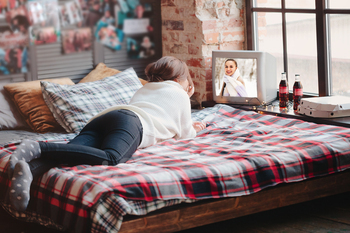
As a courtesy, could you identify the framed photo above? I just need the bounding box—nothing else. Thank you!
[96,24,121,50]
[61,27,92,54]
[30,26,57,45]
[126,34,155,59]
[66,0,83,24]
[6,5,31,34]
[0,28,29,74]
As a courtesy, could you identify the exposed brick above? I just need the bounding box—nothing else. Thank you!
[162,33,168,42]
[178,8,196,17]
[205,92,213,101]
[188,44,200,55]
[169,32,180,42]
[161,0,246,104]
[221,31,245,42]
[206,80,213,92]
[228,18,244,28]
[205,57,212,69]
[189,69,197,79]
[163,43,171,55]
[163,20,184,30]
[204,32,219,44]
[205,68,212,81]
[161,0,176,6]
[217,2,224,8]
[170,44,187,54]
[176,0,195,7]
[186,20,201,32]
[180,33,196,43]
[187,58,204,68]
[219,41,244,50]
[202,20,216,31]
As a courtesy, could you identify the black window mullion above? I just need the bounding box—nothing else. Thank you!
[281,0,288,80]
[246,0,254,50]
[315,0,330,96]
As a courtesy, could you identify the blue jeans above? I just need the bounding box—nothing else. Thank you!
[29,109,143,177]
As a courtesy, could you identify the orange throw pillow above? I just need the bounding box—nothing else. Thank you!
[79,63,148,85]
[4,78,74,133]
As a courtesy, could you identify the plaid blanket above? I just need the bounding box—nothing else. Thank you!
[1,104,350,233]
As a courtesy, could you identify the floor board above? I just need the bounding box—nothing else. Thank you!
[1,192,350,233]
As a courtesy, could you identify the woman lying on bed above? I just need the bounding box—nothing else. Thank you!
[7,56,207,211]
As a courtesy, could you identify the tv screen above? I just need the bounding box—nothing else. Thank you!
[212,50,277,106]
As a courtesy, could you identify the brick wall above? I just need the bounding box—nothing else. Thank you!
[161,0,246,104]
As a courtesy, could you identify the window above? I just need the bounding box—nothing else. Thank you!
[246,0,350,97]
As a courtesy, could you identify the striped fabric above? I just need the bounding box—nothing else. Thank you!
[1,104,350,233]
[41,67,142,133]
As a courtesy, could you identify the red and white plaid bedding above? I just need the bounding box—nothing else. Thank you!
[1,104,350,233]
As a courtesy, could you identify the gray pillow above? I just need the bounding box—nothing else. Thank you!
[0,83,28,130]
[41,67,142,133]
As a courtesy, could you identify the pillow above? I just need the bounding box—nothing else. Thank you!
[4,78,75,133]
[79,62,148,85]
[79,63,122,83]
[0,83,29,130]
[41,67,143,133]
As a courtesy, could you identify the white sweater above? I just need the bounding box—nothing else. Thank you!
[89,81,197,148]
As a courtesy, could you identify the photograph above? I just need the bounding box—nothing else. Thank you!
[58,4,70,27]
[61,27,92,54]
[27,1,45,24]
[42,0,60,28]
[30,26,58,45]
[126,34,155,59]
[0,28,29,74]
[0,0,8,18]
[83,0,102,27]
[214,57,257,97]
[6,5,31,34]
[96,24,122,50]
[66,0,83,25]
[115,1,153,32]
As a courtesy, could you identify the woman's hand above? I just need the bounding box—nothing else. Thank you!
[192,121,206,133]
[187,85,194,97]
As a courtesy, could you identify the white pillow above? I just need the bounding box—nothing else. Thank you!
[0,84,28,130]
[41,67,142,133]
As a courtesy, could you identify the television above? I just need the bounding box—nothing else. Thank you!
[212,50,277,106]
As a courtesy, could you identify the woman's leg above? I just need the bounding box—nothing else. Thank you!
[39,109,143,166]
[8,109,142,211]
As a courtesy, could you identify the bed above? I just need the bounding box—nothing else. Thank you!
[1,64,350,233]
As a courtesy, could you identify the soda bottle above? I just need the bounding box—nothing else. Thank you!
[279,72,288,109]
[293,74,303,111]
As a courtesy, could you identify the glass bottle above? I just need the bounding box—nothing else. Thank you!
[279,72,288,109]
[293,74,303,111]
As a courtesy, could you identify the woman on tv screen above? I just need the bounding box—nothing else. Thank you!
[221,59,248,97]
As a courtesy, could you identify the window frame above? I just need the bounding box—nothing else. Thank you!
[246,0,350,97]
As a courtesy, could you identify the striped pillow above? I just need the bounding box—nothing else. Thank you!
[41,67,142,133]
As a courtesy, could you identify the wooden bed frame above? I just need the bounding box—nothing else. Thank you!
[119,159,350,232]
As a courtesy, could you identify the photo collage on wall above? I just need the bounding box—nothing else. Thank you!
[27,0,60,45]
[118,0,155,58]
[80,0,155,55]
[0,0,155,75]
[0,1,30,75]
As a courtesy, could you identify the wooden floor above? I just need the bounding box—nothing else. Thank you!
[1,191,350,233]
